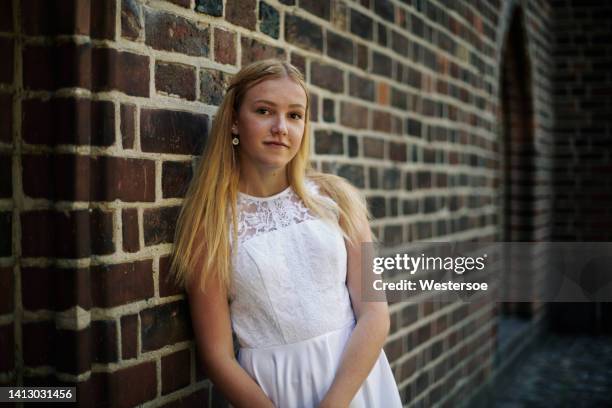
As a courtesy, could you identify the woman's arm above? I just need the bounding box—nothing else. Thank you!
[187,272,275,408]
[319,220,391,408]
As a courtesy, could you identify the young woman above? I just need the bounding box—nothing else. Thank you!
[170,59,402,408]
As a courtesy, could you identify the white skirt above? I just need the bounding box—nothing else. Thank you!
[238,323,403,408]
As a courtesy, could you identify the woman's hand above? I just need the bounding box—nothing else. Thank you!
[187,271,275,408]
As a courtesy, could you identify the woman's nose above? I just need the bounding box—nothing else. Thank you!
[272,115,288,135]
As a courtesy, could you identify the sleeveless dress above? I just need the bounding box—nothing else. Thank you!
[230,180,402,408]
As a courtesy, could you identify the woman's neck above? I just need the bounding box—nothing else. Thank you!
[239,166,290,198]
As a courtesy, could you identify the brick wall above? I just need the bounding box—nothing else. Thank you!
[548,0,612,335]
[0,0,571,407]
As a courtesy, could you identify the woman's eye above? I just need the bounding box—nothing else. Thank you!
[256,108,270,114]
[290,112,303,120]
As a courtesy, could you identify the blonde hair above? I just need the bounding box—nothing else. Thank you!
[170,59,370,293]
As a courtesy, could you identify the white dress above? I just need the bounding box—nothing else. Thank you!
[230,180,402,408]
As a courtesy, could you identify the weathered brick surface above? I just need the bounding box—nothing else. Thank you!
[156,61,197,101]
[0,266,13,314]
[199,68,229,106]
[121,314,138,360]
[122,209,139,253]
[140,108,206,154]
[140,300,191,352]
[143,206,181,246]
[21,267,91,311]
[22,98,114,146]
[121,0,144,40]
[23,43,91,91]
[241,36,285,66]
[92,48,150,97]
[162,349,191,394]
[0,93,12,143]
[0,38,13,84]
[22,154,155,202]
[144,8,209,57]
[120,103,136,149]
[159,256,183,297]
[162,161,193,198]
[21,209,114,258]
[226,0,256,30]
[0,323,13,372]
[91,361,157,407]
[311,62,343,93]
[285,14,323,52]
[214,28,236,65]
[90,260,154,307]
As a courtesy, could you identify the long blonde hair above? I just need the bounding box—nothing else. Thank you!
[170,59,370,293]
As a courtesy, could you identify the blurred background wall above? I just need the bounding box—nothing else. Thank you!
[0,0,610,407]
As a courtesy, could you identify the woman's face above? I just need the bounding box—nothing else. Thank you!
[234,76,307,173]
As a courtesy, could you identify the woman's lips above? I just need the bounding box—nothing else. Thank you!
[264,141,288,148]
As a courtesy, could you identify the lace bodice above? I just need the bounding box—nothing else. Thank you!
[230,180,355,348]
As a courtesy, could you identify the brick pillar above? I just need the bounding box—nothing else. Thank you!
[2,0,209,405]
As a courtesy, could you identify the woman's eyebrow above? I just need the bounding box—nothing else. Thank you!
[253,99,305,109]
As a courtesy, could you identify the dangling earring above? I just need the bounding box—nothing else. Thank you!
[232,137,239,146]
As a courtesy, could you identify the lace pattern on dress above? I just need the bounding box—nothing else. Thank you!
[236,180,335,246]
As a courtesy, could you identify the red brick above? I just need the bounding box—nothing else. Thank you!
[199,68,229,106]
[0,38,13,84]
[22,97,114,146]
[340,101,368,129]
[145,9,209,57]
[0,266,12,314]
[300,0,330,20]
[91,320,118,363]
[121,104,136,149]
[372,110,392,132]
[162,161,193,198]
[121,314,138,360]
[22,154,155,202]
[162,349,191,394]
[0,93,12,143]
[21,209,114,258]
[159,256,182,297]
[121,0,143,40]
[285,14,323,52]
[290,53,306,77]
[226,0,256,29]
[140,108,206,155]
[363,137,384,159]
[54,327,92,374]
[156,61,196,101]
[122,208,139,253]
[21,267,92,311]
[140,300,191,352]
[0,0,12,32]
[214,28,236,65]
[91,260,154,307]
[23,43,92,91]
[240,37,286,67]
[0,153,11,198]
[0,323,13,371]
[390,142,407,162]
[91,361,157,408]
[22,320,53,367]
[0,212,11,257]
[143,206,181,246]
[21,0,89,35]
[310,62,344,93]
[92,47,150,97]
[91,0,116,40]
